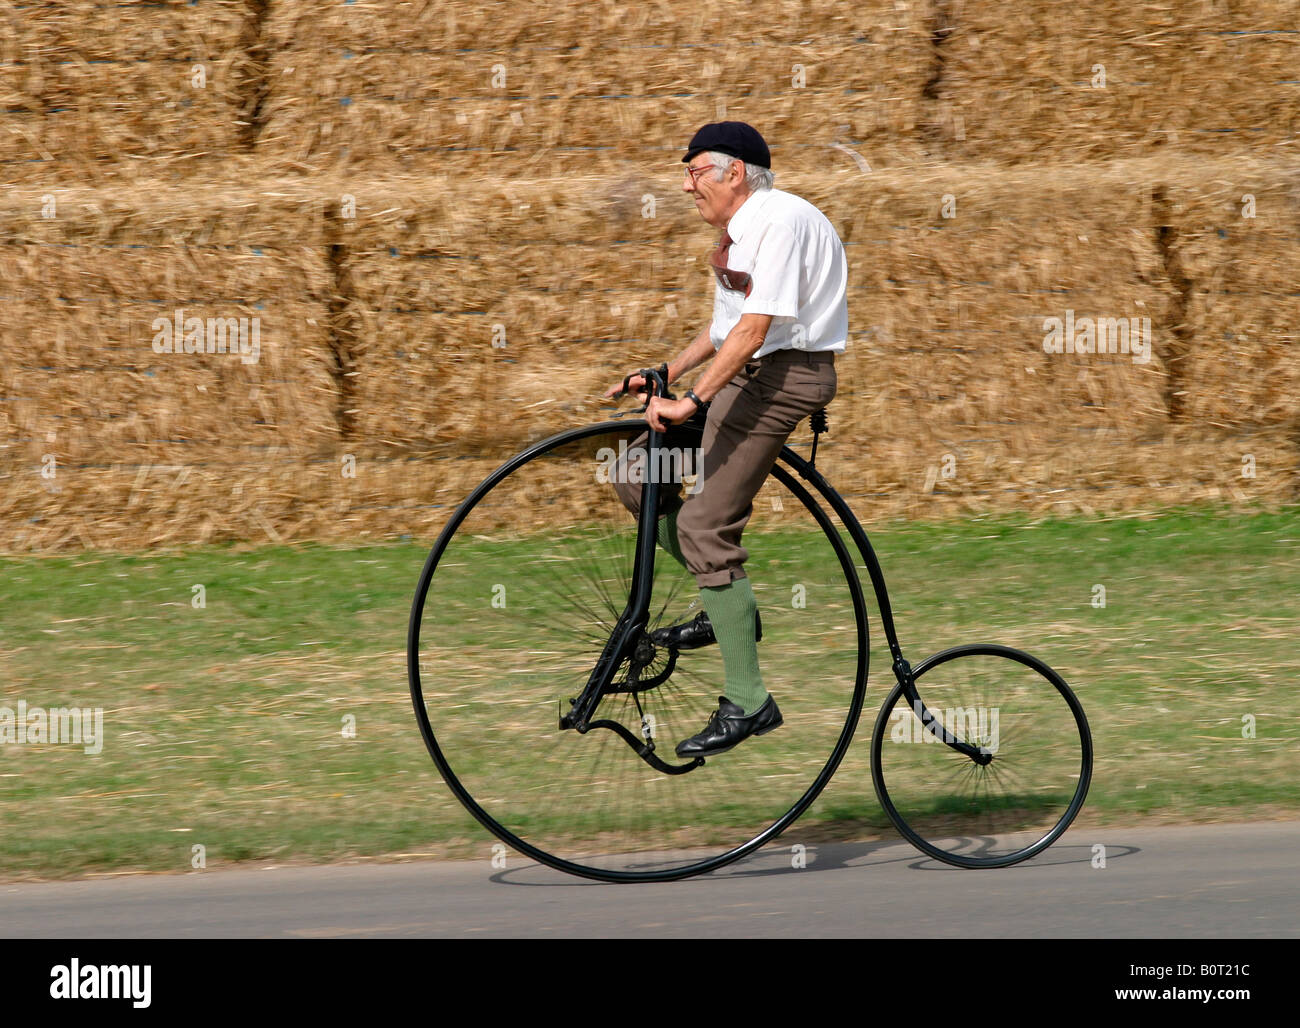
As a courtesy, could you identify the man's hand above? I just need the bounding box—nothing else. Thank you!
[603,373,648,402]
[646,395,696,433]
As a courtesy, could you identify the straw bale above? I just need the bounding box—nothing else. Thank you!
[257,1,931,172]
[0,176,328,247]
[1,302,339,465]
[0,451,514,552]
[0,0,249,60]
[340,288,708,454]
[932,0,1299,163]
[2,154,1299,552]
[844,166,1169,441]
[0,239,339,465]
[0,0,253,172]
[334,157,1186,463]
[333,174,705,250]
[261,1,921,57]
[1163,165,1300,428]
[3,422,1294,554]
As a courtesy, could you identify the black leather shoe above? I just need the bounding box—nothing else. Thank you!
[649,610,762,651]
[674,695,783,758]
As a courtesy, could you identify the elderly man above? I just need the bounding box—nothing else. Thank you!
[606,121,847,758]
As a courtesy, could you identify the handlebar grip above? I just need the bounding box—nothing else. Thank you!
[638,363,675,401]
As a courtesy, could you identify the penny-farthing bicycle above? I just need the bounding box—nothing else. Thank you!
[408,367,1092,882]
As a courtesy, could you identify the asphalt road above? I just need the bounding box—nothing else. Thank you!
[2,821,1296,938]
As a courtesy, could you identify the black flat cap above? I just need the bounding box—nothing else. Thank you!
[682,122,771,169]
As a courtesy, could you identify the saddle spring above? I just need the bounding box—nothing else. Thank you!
[809,408,829,466]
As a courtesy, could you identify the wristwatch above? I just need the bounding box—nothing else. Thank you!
[685,389,704,409]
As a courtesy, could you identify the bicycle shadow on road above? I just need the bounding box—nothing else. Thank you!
[713,839,1137,877]
[485,838,1138,886]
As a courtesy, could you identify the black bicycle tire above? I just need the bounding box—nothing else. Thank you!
[408,420,870,882]
[869,642,1093,869]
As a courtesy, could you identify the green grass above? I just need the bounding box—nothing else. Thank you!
[1,507,1297,879]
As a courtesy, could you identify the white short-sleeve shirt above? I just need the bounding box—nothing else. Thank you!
[708,187,849,359]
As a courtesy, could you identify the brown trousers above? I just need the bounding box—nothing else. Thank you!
[613,349,836,587]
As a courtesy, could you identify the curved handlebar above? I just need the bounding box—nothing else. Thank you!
[612,362,675,418]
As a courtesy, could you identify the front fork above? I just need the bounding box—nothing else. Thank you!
[557,368,707,774]
[559,365,669,733]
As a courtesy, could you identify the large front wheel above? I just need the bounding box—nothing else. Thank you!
[408,422,868,882]
[870,643,1092,868]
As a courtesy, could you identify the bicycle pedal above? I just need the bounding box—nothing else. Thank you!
[650,609,762,650]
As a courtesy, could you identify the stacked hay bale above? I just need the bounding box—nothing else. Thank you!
[336,170,714,456]
[1167,167,1300,429]
[929,0,1299,162]
[0,0,256,183]
[0,2,1295,549]
[806,159,1171,511]
[0,178,340,549]
[341,156,1297,523]
[257,0,933,176]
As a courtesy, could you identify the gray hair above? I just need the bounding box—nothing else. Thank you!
[706,150,775,191]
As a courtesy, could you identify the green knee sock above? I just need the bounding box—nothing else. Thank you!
[656,509,687,569]
[700,578,767,714]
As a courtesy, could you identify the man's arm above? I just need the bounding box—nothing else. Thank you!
[686,313,772,403]
[603,323,715,400]
[643,313,773,431]
[666,324,716,385]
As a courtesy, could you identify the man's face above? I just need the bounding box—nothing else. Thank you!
[683,156,747,228]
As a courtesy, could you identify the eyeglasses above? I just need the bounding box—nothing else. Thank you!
[684,160,727,185]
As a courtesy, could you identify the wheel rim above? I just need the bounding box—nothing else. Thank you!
[870,643,1092,868]
[409,422,867,881]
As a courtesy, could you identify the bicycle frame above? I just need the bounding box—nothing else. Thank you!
[559,366,989,768]
[776,443,991,765]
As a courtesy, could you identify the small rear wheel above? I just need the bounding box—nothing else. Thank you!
[870,643,1092,868]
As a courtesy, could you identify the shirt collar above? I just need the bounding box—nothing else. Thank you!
[723,188,774,243]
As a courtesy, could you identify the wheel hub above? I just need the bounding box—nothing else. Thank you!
[607,631,676,693]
